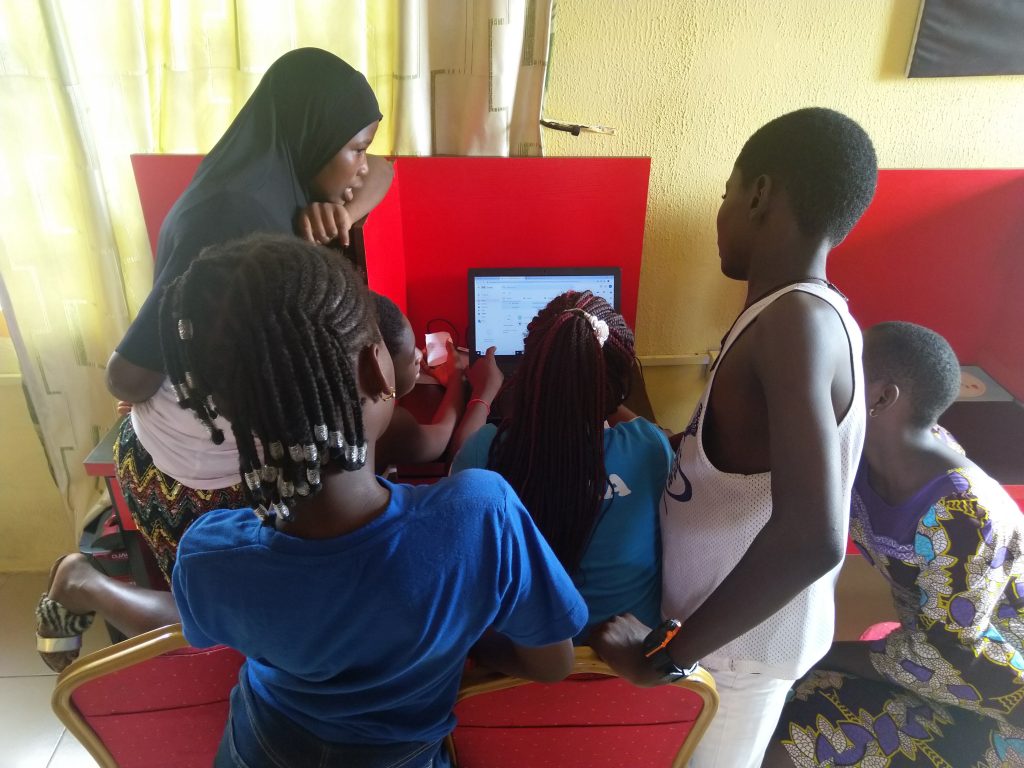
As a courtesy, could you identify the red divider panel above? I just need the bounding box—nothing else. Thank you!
[362,168,407,312]
[363,157,651,344]
[831,169,1024,399]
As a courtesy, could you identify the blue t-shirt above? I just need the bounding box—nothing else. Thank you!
[450,418,671,637]
[172,470,587,745]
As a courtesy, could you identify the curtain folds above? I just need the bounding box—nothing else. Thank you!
[0,0,553,534]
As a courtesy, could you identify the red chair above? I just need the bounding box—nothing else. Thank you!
[51,624,243,768]
[448,647,718,768]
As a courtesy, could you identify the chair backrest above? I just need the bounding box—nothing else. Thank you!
[52,624,244,768]
[448,647,718,768]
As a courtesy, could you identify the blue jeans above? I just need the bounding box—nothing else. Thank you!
[215,668,452,768]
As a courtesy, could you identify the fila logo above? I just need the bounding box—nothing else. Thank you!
[604,474,633,499]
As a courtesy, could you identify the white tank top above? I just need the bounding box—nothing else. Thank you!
[660,282,865,679]
[131,378,242,491]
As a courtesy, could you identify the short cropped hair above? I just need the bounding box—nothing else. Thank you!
[735,107,878,246]
[372,293,407,359]
[864,321,961,428]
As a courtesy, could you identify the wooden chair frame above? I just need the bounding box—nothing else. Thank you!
[51,623,191,768]
[446,647,719,768]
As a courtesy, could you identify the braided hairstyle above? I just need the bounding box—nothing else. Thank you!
[158,233,379,522]
[487,291,636,572]
[371,292,406,360]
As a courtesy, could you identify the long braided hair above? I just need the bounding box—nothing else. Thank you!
[158,233,379,522]
[487,291,636,571]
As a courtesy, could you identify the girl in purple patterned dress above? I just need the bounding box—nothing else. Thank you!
[766,322,1024,768]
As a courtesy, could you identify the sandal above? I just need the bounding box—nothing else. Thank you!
[35,555,96,673]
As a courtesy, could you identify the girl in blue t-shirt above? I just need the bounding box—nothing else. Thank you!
[451,291,672,639]
[163,234,586,768]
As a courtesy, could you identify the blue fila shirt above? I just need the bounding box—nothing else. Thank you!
[173,470,587,745]
[451,418,671,637]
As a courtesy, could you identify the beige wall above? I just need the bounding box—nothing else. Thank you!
[0,369,77,571]
[544,0,1024,430]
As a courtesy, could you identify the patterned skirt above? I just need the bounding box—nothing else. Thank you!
[773,670,1024,767]
[113,417,248,585]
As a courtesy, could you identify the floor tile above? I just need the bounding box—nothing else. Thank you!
[47,729,99,768]
[0,676,64,768]
[0,571,109,678]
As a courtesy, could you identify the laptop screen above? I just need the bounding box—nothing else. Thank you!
[468,268,621,357]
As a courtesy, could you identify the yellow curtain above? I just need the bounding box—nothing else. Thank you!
[0,0,553,534]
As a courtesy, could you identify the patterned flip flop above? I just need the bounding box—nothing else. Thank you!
[35,556,96,673]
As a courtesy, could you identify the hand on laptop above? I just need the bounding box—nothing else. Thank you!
[467,346,503,403]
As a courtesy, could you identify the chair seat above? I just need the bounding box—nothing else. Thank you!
[70,644,243,716]
[53,626,244,768]
[456,675,703,727]
[450,652,717,768]
[454,722,696,768]
[82,704,231,768]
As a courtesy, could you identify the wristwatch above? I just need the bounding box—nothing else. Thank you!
[642,619,698,683]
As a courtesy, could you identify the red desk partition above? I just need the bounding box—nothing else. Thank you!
[130,156,652,345]
[831,169,1024,400]
[362,157,650,342]
[830,169,1024,485]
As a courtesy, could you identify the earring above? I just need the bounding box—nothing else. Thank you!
[869,407,877,417]
[381,387,396,402]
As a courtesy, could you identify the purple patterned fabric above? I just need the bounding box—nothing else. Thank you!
[776,466,1024,766]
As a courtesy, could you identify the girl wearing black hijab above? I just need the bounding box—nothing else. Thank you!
[36,48,392,671]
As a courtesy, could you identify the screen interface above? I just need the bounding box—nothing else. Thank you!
[472,273,617,356]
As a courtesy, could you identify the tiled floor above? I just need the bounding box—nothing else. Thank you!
[0,555,895,767]
[0,571,108,768]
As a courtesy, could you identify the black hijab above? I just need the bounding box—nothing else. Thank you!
[117,48,382,370]
[185,47,383,227]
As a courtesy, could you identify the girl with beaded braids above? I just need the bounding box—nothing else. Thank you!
[450,291,672,642]
[36,48,392,672]
[165,235,586,768]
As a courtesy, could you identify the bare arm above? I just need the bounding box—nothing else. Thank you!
[375,378,465,469]
[471,630,575,683]
[106,351,164,403]
[667,296,848,663]
[594,296,849,682]
[622,358,657,422]
[447,347,504,459]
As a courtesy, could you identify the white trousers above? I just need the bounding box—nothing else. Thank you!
[690,664,794,768]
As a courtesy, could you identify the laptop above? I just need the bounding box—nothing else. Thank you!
[468,267,621,375]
